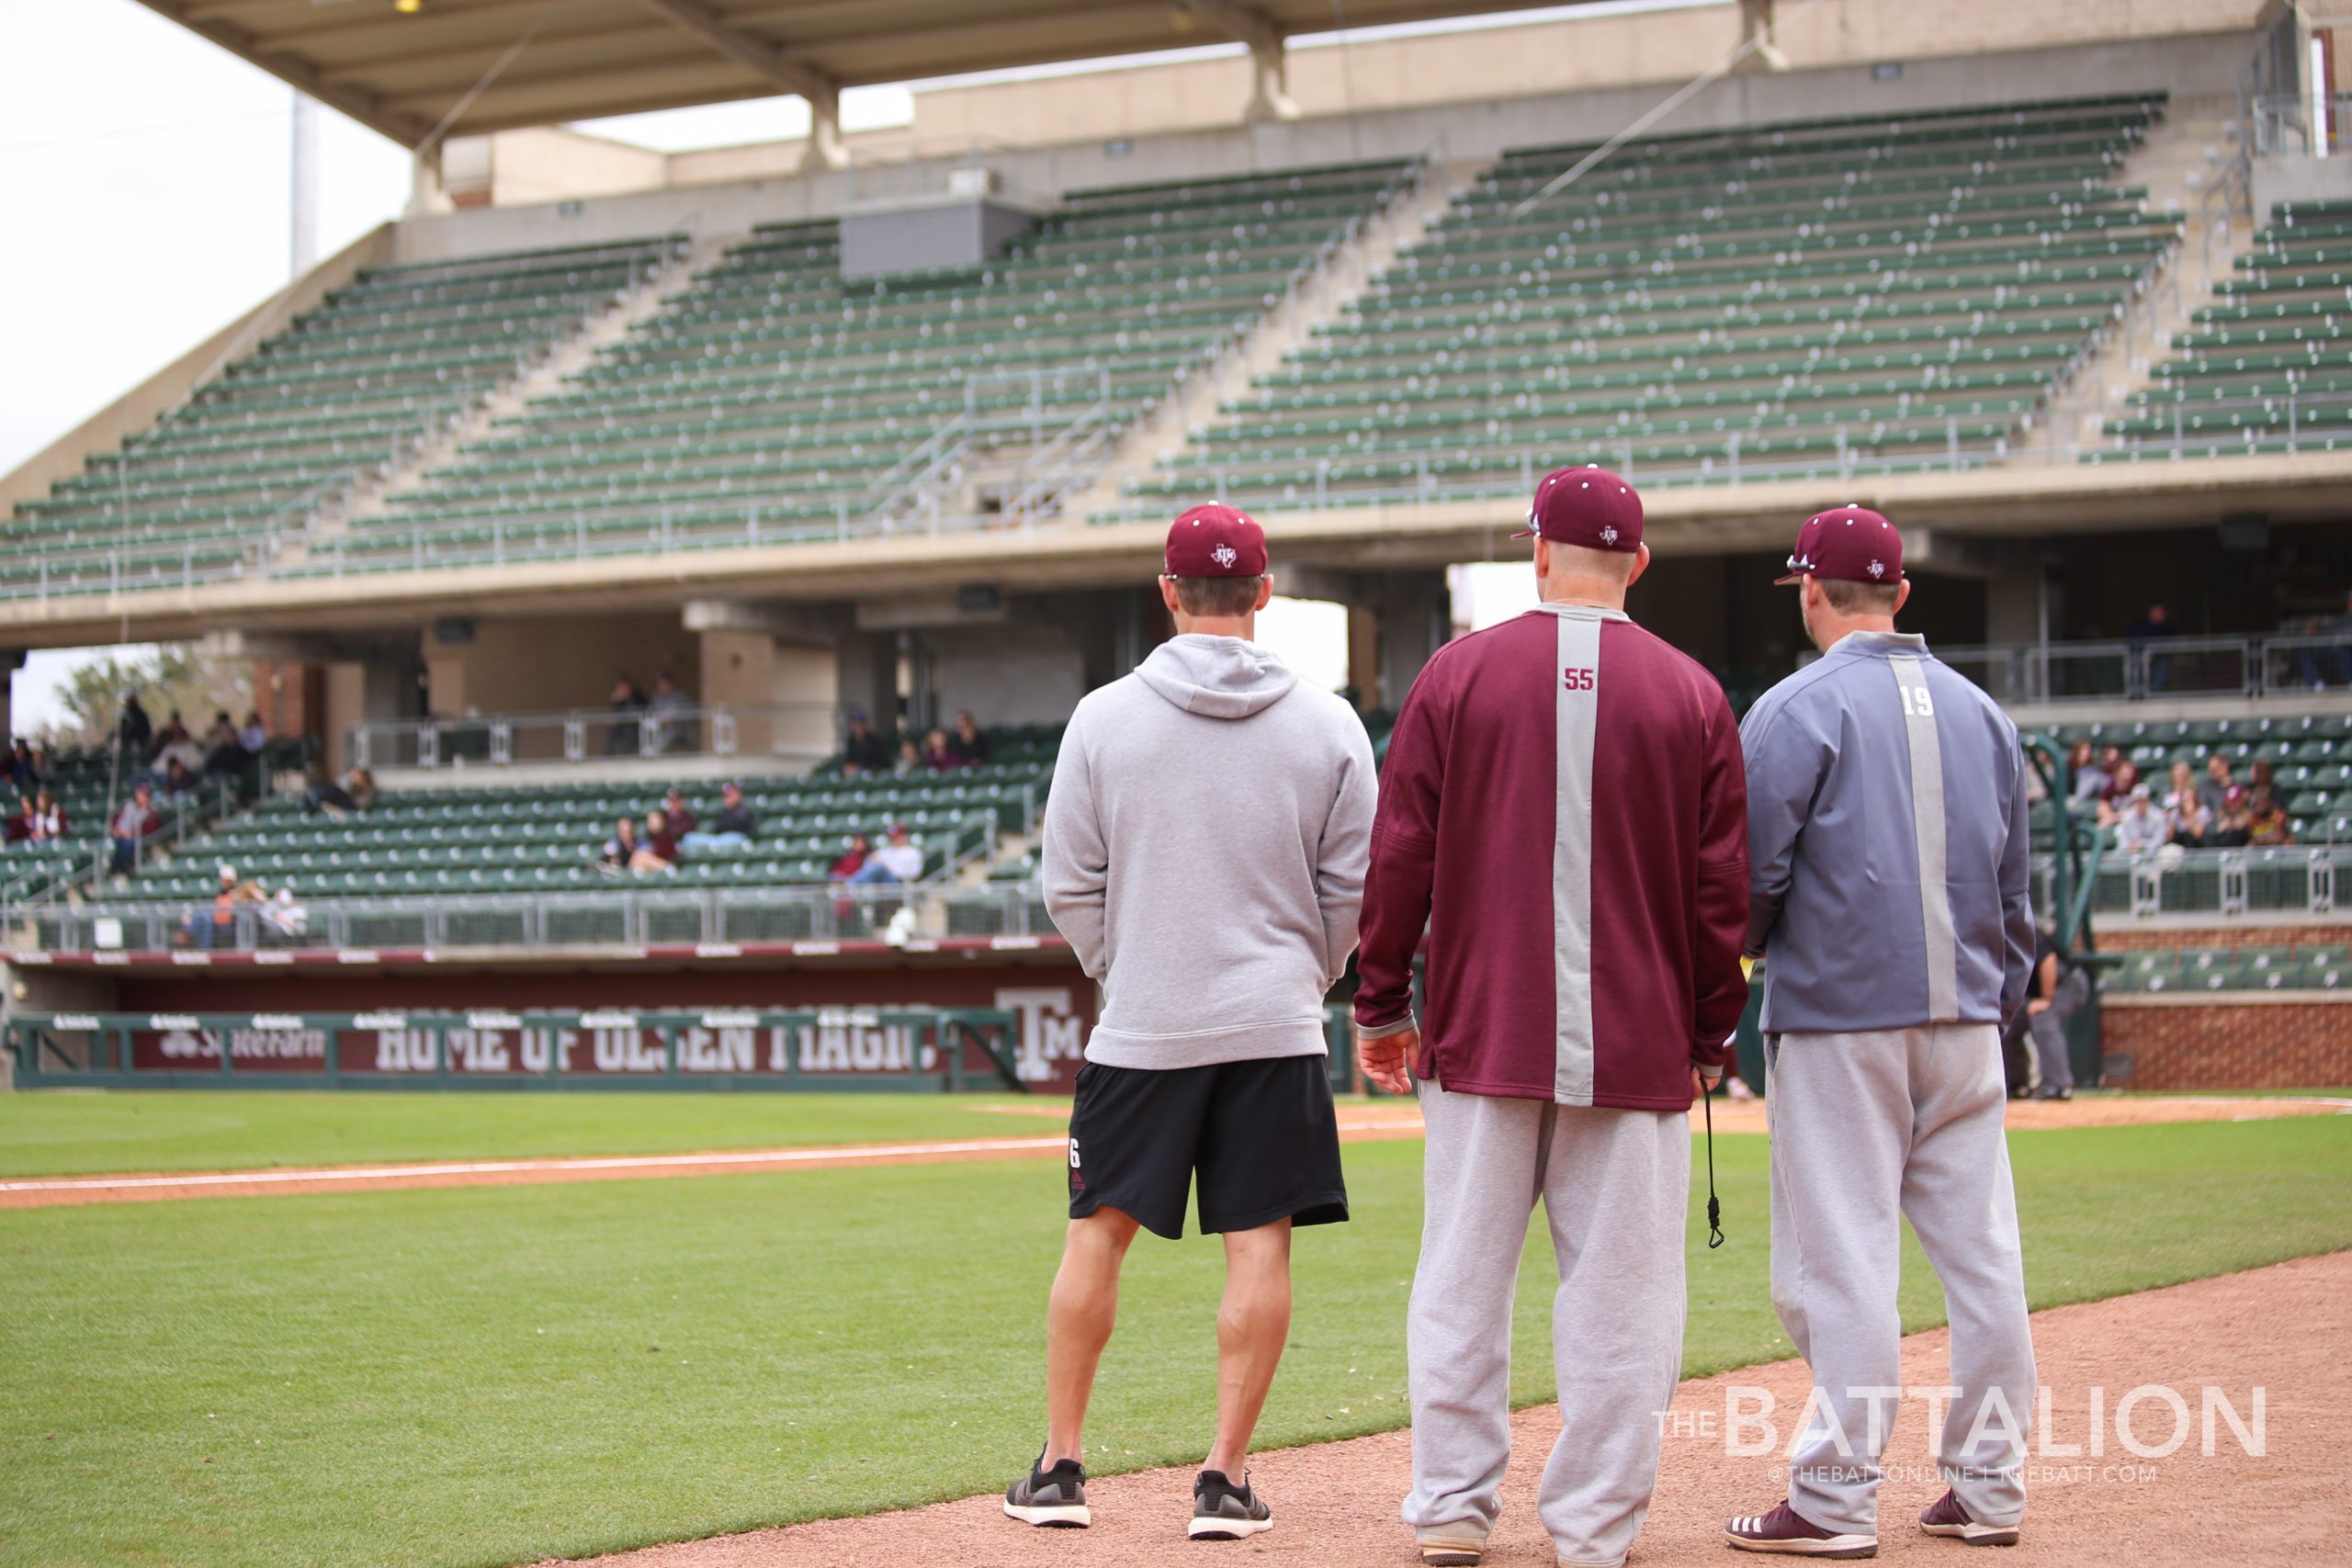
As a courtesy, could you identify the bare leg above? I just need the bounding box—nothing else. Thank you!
[1043,1206,1140,1464]
[1203,1219,1294,1476]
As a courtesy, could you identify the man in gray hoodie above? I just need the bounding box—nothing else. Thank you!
[1003,503,1376,1543]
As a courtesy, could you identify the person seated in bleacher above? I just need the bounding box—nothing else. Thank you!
[108,783,159,874]
[2110,784,2169,860]
[920,728,962,773]
[198,712,243,776]
[605,676,647,755]
[680,782,756,852]
[2064,741,2109,804]
[848,822,923,885]
[2209,786,2253,848]
[597,815,641,874]
[2197,753,2235,819]
[306,766,376,818]
[180,863,266,951]
[238,710,268,755]
[660,786,697,836]
[160,758,201,799]
[149,728,205,787]
[2246,785,2295,847]
[26,790,65,845]
[646,672,690,753]
[829,832,871,881]
[633,808,683,874]
[2164,761,2213,849]
[259,886,308,948]
[146,708,191,767]
[2094,760,2141,828]
[947,711,991,768]
[840,711,888,775]
[6,739,40,795]
[891,738,923,777]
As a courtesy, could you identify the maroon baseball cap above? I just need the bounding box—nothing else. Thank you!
[1510,465,1643,551]
[1164,503,1269,577]
[1776,505,1905,585]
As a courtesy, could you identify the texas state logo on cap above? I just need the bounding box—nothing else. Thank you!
[1165,502,1269,577]
[1774,505,1905,586]
[1510,465,1643,551]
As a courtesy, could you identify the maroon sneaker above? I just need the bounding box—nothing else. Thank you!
[1725,1501,1878,1558]
[1919,1489,2018,1547]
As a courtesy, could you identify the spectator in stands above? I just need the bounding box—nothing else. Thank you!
[238,710,268,755]
[682,782,756,852]
[2111,783,2169,859]
[108,783,159,874]
[892,737,923,777]
[2095,760,2142,827]
[260,886,308,947]
[829,832,871,881]
[597,815,641,874]
[605,676,647,755]
[840,711,888,775]
[115,692,153,759]
[660,785,698,837]
[2246,785,2295,846]
[2210,786,2253,848]
[2065,741,2107,802]
[26,790,64,845]
[2165,761,2212,848]
[848,822,924,885]
[306,765,366,816]
[2248,758,2277,796]
[2129,601,2176,694]
[161,758,200,799]
[920,727,961,773]
[182,863,264,951]
[24,741,53,786]
[2198,753,2234,818]
[200,711,244,777]
[148,709,191,766]
[647,672,689,752]
[150,723,204,784]
[2,794,30,844]
[947,710,991,767]
[633,808,682,873]
[6,739,38,794]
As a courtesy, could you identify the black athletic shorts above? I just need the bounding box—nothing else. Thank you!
[1065,1054,1349,1240]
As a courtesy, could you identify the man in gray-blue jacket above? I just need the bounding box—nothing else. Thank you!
[1725,508,2039,1560]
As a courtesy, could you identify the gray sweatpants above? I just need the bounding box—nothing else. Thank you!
[2028,1010,2074,1094]
[1767,1024,2037,1535]
[1404,1080,1690,1568]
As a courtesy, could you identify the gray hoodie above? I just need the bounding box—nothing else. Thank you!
[1042,634,1378,1069]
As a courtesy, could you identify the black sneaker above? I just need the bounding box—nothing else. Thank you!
[1189,1470,1272,1540]
[1004,1453,1090,1528]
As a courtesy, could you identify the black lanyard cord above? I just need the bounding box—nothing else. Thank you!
[1702,1076,1724,1249]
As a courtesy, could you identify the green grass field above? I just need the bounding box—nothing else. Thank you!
[1,1098,2347,1568]
[0,1090,1063,1178]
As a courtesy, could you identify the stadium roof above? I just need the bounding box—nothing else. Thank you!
[138,1,1589,150]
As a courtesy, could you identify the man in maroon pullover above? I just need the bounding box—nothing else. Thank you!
[1354,465,1750,1568]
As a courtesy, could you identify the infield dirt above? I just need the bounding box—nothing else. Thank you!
[548,1249,2346,1568]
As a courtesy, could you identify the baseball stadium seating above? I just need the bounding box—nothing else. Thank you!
[1118,93,2172,513]
[2106,942,2351,991]
[293,160,1413,575]
[2092,197,2352,460]
[4,236,688,598]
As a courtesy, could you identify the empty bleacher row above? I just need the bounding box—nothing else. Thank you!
[2091,197,2352,460]
[292,162,1412,576]
[2109,943,2350,991]
[1124,94,2172,513]
[5,237,686,598]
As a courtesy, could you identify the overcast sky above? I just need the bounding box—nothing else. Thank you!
[0,1,1656,728]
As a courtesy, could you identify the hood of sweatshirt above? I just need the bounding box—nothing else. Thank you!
[1134,634,1299,719]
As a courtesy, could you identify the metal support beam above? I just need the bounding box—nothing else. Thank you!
[628,0,838,106]
[1185,1,1299,122]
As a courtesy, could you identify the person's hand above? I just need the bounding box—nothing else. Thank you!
[1357,1026,1418,1095]
[1692,1063,1724,1096]
[2026,998,2052,1016]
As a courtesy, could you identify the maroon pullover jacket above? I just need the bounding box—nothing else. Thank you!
[1353,603,1751,1110]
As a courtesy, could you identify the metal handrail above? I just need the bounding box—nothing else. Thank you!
[1935,629,2352,705]
[345,701,843,769]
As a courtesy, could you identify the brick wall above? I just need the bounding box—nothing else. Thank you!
[2098,998,2352,1089]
